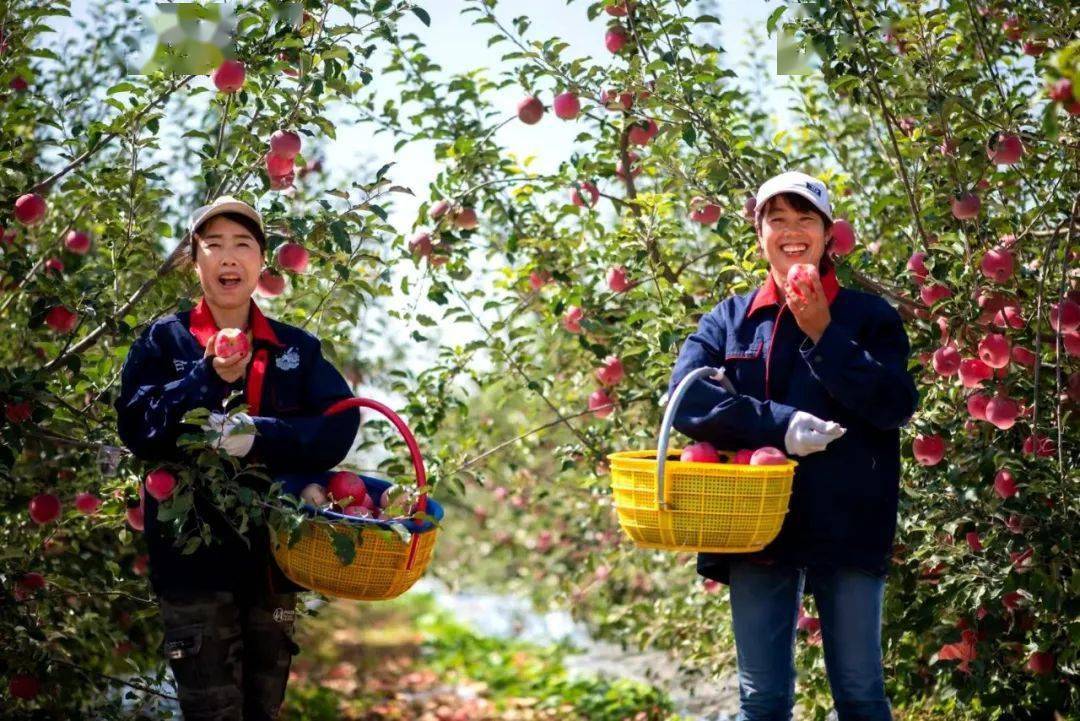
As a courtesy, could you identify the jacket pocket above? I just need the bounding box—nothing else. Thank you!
[163,623,204,660]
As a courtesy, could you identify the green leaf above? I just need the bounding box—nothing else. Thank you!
[330,529,356,566]
[411,7,431,27]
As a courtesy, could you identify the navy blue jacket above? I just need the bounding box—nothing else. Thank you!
[115,298,360,598]
[667,268,918,584]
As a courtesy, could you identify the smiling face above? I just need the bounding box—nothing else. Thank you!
[193,215,263,313]
[756,193,832,288]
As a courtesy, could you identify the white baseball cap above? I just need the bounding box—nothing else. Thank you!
[188,196,265,240]
[754,171,833,223]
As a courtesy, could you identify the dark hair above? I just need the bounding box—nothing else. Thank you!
[190,211,266,261]
[756,192,833,231]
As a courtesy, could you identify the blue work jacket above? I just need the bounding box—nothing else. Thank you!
[115,297,360,597]
[667,267,919,584]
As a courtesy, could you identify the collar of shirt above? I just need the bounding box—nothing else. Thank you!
[188,297,284,350]
[746,264,841,318]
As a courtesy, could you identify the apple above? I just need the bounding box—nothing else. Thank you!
[256,269,286,298]
[959,358,993,388]
[993,469,1017,499]
[126,504,145,531]
[605,25,629,53]
[912,434,945,466]
[211,59,246,93]
[342,504,373,519]
[732,448,754,464]
[828,219,856,256]
[429,199,451,220]
[628,118,658,146]
[932,344,961,376]
[743,196,757,223]
[269,129,302,160]
[907,251,929,284]
[265,152,294,178]
[1027,651,1054,676]
[607,266,631,293]
[1022,39,1046,56]
[44,257,64,275]
[453,207,478,230]
[967,393,990,421]
[588,388,614,418]
[977,333,1010,368]
[268,172,294,190]
[29,493,61,524]
[680,442,720,463]
[604,0,633,16]
[1001,591,1022,610]
[74,492,102,515]
[8,674,41,700]
[528,271,551,290]
[64,230,91,255]
[5,401,31,424]
[571,181,599,208]
[276,242,309,273]
[214,328,249,359]
[950,193,980,220]
[965,531,982,552]
[939,137,957,156]
[690,197,721,225]
[132,554,149,576]
[750,446,788,465]
[980,247,1014,283]
[562,306,584,333]
[615,151,641,180]
[1047,78,1074,103]
[145,467,177,501]
[536,530,554,553]
[14,193,47,225]
[595,355,624,386]
[602,89,633,111]
[14,572,46,601]
[328,471,367,505]
[1005,514,1023,534]
[1000,14,1022,41]
[919,283,952,306]
[898,117,916,135]
[786,263,820,303]
[1049,299,1080,333]
[994,303,1025,329]
[517,95,544,124]
[407,231,432,258]
[552,92,581,120]
[1061,330,1080,358]
[10,75,28,91]
[986,133,1023,165]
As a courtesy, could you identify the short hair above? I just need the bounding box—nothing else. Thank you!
[190,211,266,261]
[756,192,833,231]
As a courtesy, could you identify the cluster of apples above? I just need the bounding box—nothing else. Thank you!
[407,199,479,267]
[322,471,393,520]
[680,441,789,466]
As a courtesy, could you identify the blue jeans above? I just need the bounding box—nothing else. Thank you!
[728,559,892,721]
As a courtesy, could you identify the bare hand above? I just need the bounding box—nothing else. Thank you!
[785,274,831,344]
[204,332,252,384]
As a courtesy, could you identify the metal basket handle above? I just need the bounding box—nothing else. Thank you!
[655,366,735,510]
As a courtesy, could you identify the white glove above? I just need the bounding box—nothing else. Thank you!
[203,412,256,458]
[784,411,846,457]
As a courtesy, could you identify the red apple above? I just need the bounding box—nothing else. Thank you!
[145,467,177,501]
[562,306,584,333]
[126,504,144,531]
[571,181,599,208]
[965,531,982,552]
[967,393,990,421]
[602,89,633,111]
[958,358,992,388]
[605,25,629,53]
[912,434,945,466]
[74,492,102,515]
[1022,433,1054,457]
[1000,15,1022,41]
[1006,346,1034,368]
[690,196,721,225]
[615,151,640,180]
[993,469,1017,499]
[604,0,634,16]
[211,59,246,93]
[1005,514,1023,534]
[8,674,41,700]
[528,271,551,290]
[588,389,614,418]
[64,230,91,255]
[14,193,47,226]
[552,92,581,120]
[453,207,478,230]
[994,303,1025,329]
[1049,299,1080,333]
[1001,591,1022,610]
[595,355,624,386]
[907,251,929,284]
[132,554,149,576]
[951,193,980,220]
[977,333,1010,368]
[517,95,544,125]
[342,504,373,518]
[607,265,631,293]
[987,133,1023,166]
[985,394,1019,430]
[732,448,754,465]
[44,257,64,275]
[681,442,720,463]
[1047,78,1074,103]
[14,572,46,601]
[265,152,294,178]
[628,118,658,146]
[5,401,31,424]
[29,493,61,524]
[786,263,820,303]
[1022,39,1046,56]
[269,129,302,160]
[1027,651,1054,675]
[214,328,249,359]
[256,269,286,297]
[9,75,28,91]
[829,219,856,256]
[749,446,788,465]
[429,199,451,220]
[328,471,367,505]
[276,242,309,273]
[932,344,961,376]
[980,247,1014,283]
[407,231,432,258]
[920,283,952,306]
[898,117,916,135]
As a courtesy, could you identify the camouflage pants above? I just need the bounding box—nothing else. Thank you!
[159,590,300,721]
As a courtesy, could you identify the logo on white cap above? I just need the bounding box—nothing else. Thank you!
[754,171,833,222]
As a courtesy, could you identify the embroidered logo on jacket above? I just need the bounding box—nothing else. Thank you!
[276,347,300,371]
[173,359,190,373]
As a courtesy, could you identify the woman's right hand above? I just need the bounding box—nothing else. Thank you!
[204,332,252,384]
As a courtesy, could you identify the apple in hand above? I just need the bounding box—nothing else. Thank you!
[786,263,819,303]
[214,328,250,359]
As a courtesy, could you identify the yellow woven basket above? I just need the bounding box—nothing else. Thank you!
[269,397,441,601]
[608,366,796,553]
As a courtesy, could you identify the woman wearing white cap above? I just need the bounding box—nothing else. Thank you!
[668,172,919,720]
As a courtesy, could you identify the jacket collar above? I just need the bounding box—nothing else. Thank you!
[189,297,284,349]
[747,265,841,318]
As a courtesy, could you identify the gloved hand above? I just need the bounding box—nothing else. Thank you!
[203,412,256,457]
[784,411,846,457]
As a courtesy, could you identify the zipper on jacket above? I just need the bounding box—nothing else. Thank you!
[764,305,787,400]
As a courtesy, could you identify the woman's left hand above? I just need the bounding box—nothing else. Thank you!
[785,273,831,344]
